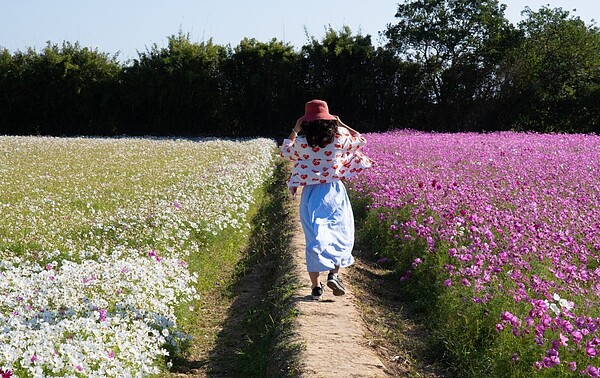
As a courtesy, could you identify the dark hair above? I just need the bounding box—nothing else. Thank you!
[299,120,337,148]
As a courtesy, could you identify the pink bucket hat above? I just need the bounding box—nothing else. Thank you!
[300,99,337,122]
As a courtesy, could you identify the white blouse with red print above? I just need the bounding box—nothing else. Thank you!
[280,126,373,195]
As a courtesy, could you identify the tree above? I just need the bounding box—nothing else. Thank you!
[384,0,516,130]
[121,32,228,135]
[0,42,120,135]
[222,37,299,136]
[300,26,380,129]
[505,6,600,132]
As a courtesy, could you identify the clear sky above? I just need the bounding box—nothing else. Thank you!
[1,1,598,63]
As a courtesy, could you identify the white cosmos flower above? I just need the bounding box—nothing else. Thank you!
[552,293,574,311]
[549,303,561,315]
[0,136,277,377]
[559,298,574,311]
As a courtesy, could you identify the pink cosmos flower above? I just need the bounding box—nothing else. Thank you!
[400,270,412,281]
[99,309,108,322]
[376,257,389,264]
[585,365,599,377]
[559,333,569,347]
[347,131,600,368]
[412,258,423,268]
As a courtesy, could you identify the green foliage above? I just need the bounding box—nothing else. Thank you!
[0,42,120,135]
[2,4,600,135]
[504,6,600,132]
[385,0,518,131]
[121,32,228,135]
[174,160,302,377]
[222,37,299,136]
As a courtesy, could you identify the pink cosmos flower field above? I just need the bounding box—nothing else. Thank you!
[348,130,600,376]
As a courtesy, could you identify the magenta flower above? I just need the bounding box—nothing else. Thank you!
[376,257,389,264]
[572,330,584,343]
[412,258,423,268]
[346,131,600,370]
[99,309,108,322]
[585,365,600,377]
[400,270,412,281]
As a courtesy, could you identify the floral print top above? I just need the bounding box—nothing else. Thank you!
[280,126,373,195]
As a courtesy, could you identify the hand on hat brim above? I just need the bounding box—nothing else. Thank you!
[333,115,348,128]
[294,117,303,132]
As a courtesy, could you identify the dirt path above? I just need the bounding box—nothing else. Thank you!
[287,194,390,377]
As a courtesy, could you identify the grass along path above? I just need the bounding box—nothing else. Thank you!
[170,159,302,377]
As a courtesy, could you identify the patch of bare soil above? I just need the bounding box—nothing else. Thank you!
[348,257,448,377]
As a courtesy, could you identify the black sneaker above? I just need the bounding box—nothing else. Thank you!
[311,283,324,300]
[327,273,346,296]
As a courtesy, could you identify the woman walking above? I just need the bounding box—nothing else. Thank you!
[280,99,372,300]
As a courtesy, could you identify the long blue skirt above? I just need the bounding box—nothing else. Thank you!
[299,181,355,272]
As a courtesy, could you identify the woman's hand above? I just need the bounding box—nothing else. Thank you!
[334,115,358,136]
[294,118,303,133]
[289,118,303,140]
[334,115,344,127]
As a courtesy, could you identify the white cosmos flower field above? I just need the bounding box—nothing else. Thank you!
[0,136,276,377]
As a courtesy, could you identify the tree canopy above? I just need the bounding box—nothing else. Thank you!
[1,2,599,136]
